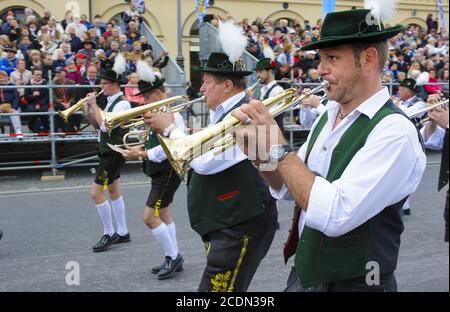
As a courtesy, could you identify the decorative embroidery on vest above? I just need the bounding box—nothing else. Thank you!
[216,191,240,202]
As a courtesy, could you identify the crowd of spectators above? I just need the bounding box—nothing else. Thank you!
[0,5,448,135]
[0,1,168,134]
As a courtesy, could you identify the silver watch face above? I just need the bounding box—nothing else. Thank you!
[269,145,285,161]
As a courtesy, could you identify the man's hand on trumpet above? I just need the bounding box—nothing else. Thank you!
[427,93,449,129]
[231,100,287,167]
[121,146,146,161]
[143,104,175,135]
[300,90,321,109]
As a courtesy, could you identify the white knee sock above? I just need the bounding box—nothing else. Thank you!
[166,222,179,254]
[111,196,128,236]
[151,223,177,260]
[96,201,115,236]
[10,115,22,134]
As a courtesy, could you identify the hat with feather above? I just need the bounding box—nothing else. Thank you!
[400,72,429,93]
[302,0,404,51]
[98,53,126,83]
[135,60,166,95]
[195,19,252,76]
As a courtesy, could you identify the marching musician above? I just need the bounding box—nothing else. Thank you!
[121,61,185,280]
[144,20,277,292]
[86,54,132,252]
[232,7,426,291]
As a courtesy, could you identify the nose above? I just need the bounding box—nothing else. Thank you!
[200,83,206,93]
[317,60,327,78]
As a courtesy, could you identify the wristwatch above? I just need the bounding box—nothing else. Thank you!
[268,144,293,163]
[162,123,176,138]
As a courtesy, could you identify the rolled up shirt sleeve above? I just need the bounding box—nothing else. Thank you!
[420,126,445,150]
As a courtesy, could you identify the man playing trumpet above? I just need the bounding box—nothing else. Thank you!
[121,61,186,280]
[232,6,426,291]
[86,54,132,252]
[145,20,278,292]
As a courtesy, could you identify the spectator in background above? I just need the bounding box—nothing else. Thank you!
[66,15,88,38]
[438,68,449,97]
[426,13,438,33]
[26,49,42,70]
[40,33,57,54]
[39,9,52,26]
[23,68,49,132]
[424,68,444,95]
[124,72,145,107]
[80,14,92,30]
[92,17,106,37]
[139,35,152,52]
[53,67,78,132]
[119,34,133,52]
[78,65,106,109]
[41,53,55,81]
[0,46,18,76]
[10,59,32,99]
[47,17,63,42]
[78,40,97,65]
[95,49,113,71]
[52,49,66,69]
[67,26,82,53]
[0,70,23,138]
[65,59,82,84]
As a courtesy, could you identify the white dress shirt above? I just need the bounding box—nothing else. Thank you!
[420,126,446,150]
[299,103,326,129]
[399,95,427,117]
[99,92,131,134]
[146,112,187,162]
[270,87,426,237]
[259,80,284,101]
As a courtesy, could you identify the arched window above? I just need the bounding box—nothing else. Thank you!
[189,14,215,36]
[0,6,40,26]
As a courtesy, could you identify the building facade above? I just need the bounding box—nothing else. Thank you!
[1,0,448,82]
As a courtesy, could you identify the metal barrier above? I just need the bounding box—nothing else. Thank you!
[1,78,448,173]
[141,23,187,97]
[199,22,259,86]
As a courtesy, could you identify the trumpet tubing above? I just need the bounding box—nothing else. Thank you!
[58,90,104,123]
[103,95,189,133]
[407,99,449,119]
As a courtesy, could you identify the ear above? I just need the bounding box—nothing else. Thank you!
[224,79,234,93]
[363,47,379,71]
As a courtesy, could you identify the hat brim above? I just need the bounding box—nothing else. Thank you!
[98,74,122,83]
[301,25,404,51]
[254,65,276,71]
[399,82,419,93]
[136,78,166,96]
[3,48,17,53]
[194,66,253,77]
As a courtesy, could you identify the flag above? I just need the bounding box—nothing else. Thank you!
[195,0,210,26]
[438,0,447,28]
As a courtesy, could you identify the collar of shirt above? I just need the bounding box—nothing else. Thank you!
[326,87,390,123]
[209,91,246,125]
[106,91,123,109]
[262,80,277,94]
[402,95,418,107]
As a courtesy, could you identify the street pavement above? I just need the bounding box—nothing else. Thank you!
[0,151,448,292]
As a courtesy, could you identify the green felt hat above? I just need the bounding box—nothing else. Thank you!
[399,78,419,93]
[302,9,404,51]
[194,52,253,77]
[136,76,166,96]
[254,58,277,71]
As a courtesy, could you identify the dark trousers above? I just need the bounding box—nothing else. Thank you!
[284,267,398,292]
[198,205,277,292]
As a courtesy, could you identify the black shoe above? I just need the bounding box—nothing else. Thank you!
[276,221,280,230]
[92,233,119,252]
[158,254,184,280]
[113,233,130,244]
[403,209,411,216]
[152,260,183,274]
[0,230,3,241]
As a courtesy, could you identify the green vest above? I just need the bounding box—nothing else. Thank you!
[187,94,268,236]
[187,160,266,236]
[144,131,171,177]
[99,96,129,155]
[295,103,400,288]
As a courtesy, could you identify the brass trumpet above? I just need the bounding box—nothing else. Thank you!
[408,98,449,127]
[158,81,329,178]
[103,95,189,134]
[58,90,104,123]
[246,79,261,94]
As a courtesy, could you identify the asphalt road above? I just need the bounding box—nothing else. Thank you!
[0,152,448,292]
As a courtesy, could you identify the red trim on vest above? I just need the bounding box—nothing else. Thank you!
[216,191,240,202]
